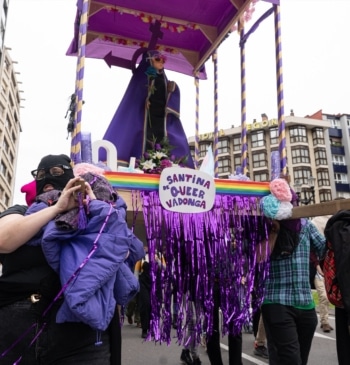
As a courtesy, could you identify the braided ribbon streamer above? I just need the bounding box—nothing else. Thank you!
[70,0,88,165]
[141,192,270,344]
[274,4,287,175]
[212,51,219,178]
[239,21,248,176]
[194,74,200,169]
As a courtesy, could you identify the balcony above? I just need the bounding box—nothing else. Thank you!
[333,164,348,174]
[335,183,350,192]
[331,145,345,155]
[329,127,343,138]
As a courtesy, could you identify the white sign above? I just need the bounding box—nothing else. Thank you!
[159,167,216,213]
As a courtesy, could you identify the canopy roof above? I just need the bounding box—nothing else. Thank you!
[66,0,257,79]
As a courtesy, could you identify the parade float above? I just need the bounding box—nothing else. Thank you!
[65,0,350,344]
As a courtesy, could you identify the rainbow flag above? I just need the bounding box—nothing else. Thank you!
[104,172,270,197]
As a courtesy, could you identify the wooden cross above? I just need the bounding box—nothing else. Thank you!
[291,199,350,219]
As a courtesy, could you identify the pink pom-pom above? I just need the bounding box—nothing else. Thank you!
[270,178,292,202]
[20,180,37,206]
[73,163,105,177]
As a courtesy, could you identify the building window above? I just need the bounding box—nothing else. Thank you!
[0,161,7,176]
[329,118,340,128]
[233,155,249,172]
[314,148,327,166]
[7,172,12,187]
[251,130,265,148]
[312,128,325,145]
[233,155,242,172]
[11,131,17,144]
[232,135,241,151]
[332,155,345,165]
[2,138,9,154]
[319,189,332,203]
[9,152,14,165]
[199,143,210,158]
[330,137,342,147]
[317,169,330,186]
[334,173,348,184]
[217,138,230,154]
[218,158,231,174]
[252,152,267,168]
[289,126,307,143]
[0,102,4,117]
[4,194,9,206]
[293,167,312,184]
[270,127,278,145]
[291,146,310,164]
[190,148,195,163]
[4,56,10,72]
[254,170,269,182]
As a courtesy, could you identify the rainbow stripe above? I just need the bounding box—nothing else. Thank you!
[104,172,270,197]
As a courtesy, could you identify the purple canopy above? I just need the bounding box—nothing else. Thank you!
[66,0,258,79]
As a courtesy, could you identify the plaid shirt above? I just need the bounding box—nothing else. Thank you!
[264,219,326,306]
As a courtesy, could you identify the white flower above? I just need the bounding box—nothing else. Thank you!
[152,151,168,160]
[141,160,156,170]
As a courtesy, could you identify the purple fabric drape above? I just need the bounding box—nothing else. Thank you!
[100,51,194,168]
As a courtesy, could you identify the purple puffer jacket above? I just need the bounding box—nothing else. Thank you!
[27,198,144,331]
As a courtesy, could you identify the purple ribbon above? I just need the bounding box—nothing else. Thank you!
[141,192,270,345]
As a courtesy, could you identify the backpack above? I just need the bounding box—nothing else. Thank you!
[323,243,343,308]
[271,225,300,260]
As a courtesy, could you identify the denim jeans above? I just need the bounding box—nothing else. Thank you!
[262,303,317,365]
[0,300,37,365]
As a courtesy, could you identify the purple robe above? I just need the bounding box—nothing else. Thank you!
[100,51,194,168]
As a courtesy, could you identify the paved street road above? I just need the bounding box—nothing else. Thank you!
[121,313,337,364]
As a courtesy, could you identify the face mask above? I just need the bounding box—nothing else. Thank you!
[32,154,74,195]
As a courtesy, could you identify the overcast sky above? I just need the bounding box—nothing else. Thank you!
[5,0,350,204]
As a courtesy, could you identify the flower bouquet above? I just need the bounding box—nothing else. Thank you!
[136,137,187,174]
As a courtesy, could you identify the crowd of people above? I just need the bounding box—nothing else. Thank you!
[0,49,348,365]
[0,159,348,365]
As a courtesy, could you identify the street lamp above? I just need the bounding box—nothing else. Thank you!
[293,176,316,205]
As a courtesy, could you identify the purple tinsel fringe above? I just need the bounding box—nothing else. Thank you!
[141,192,270,346]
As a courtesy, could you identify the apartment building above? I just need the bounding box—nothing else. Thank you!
[0,0,9,66]
[0,47,21,211]
[0,0,23,212]
[188,110,341,204]
[321,111,350,199]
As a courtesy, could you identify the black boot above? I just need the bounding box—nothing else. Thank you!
[180,349,193,365]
